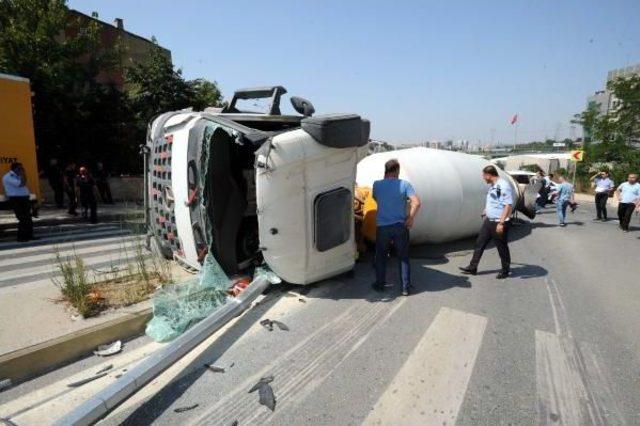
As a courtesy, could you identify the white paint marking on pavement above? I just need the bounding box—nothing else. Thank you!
[0,341,161,423]
[364,307,487,426]
[534,330,625,425]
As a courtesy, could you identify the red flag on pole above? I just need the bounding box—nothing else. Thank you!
[510,114,518,125]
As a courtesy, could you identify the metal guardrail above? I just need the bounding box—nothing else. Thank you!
[54,276,271,426]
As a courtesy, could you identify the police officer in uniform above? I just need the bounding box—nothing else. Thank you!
[460,165,514,279]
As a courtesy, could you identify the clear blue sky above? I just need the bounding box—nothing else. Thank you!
[70,0,640,146]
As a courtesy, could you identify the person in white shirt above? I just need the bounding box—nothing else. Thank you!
[2,162,35,242]
[615,173,640,232]
[590,170,615,221]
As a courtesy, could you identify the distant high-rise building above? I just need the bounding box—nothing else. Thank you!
[587,63,640,116]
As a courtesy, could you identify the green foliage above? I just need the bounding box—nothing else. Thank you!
[0,0,129,169]
[125,46,223,123]
[573,75,640,185]
[0,0,223,173]
[53,250,97,317]
[188,78,224,111]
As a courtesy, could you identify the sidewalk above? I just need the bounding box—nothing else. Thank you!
[0,202,193,381]
[574,192,619,207]
[0,202,143,233]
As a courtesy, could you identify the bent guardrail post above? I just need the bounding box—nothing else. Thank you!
[54,276,270,426]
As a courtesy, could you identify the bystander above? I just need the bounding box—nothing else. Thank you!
[371,159,421,296]
[590,170,614,221]
[2,162,35,242]
[615,173,640,232]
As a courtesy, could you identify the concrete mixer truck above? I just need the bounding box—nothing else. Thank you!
[145,85,537,285]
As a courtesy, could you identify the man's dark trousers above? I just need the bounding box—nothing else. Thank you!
[9,196,33,241]
[595,192,609,220]
[66,187,77,214]
[374,223,410,291]
[469,219,511,273]
[617,203,635,230]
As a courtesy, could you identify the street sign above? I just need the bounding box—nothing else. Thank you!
[570,150,584,162]
[553,142,566,147]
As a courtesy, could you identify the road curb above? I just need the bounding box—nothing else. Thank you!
[0,307,151,385]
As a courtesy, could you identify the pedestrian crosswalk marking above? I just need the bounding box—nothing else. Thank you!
[364,307,487,426]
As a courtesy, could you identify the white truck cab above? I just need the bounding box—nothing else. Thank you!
[146,86,369,284]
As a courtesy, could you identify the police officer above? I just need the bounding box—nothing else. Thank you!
[459,165,513,279]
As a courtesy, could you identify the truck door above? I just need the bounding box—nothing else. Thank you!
[255,115,369,285]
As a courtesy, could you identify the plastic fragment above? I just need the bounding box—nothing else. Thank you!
[260,319,274,331]
[249,375,274,393]
[205,364,225,373]
[272,320,289,331]
[174,404,199,413]
[67,372,108,388]
[259,319,289,331]
[94,340,122,357]
[0,379,11,392]
[95,364,113,375]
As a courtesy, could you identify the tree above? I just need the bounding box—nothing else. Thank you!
[188,78,224,111]
[573,75,640,184]
[0,0,125,168]
[125,44,224,147]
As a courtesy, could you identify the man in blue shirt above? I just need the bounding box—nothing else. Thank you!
[590,170,614,221]
[615,173,640,232]
[554,174,575,226]
[2,162,35,242]
[460,165,513,279]
[372,159,421,296]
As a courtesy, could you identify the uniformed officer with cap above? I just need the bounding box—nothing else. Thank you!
[460,165,513,279]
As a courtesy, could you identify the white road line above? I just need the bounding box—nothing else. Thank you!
[364,307,487,426]
[535,330,625,425]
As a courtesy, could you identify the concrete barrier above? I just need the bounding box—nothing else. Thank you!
[0,307,151,384]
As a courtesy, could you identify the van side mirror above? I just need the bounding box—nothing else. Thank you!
[290,96,315,117]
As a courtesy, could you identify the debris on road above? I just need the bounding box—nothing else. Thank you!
[67,372,108,388]
[93,340,122,356]
[298,298,306,303]
[174,404,199,413]
[95,364,113,375]
[0,378,12,392]
[248,375,276,411]
[259,383,276,411]
[273,320,289,331]
[259,319,274,331]
[204,364,225,373]
[259,319,289,332]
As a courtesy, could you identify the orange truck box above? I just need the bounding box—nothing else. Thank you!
[0,73,40,202]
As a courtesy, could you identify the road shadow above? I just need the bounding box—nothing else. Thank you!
[476,262,548,280]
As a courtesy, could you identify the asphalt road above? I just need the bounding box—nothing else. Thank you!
[2,200,639,425]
